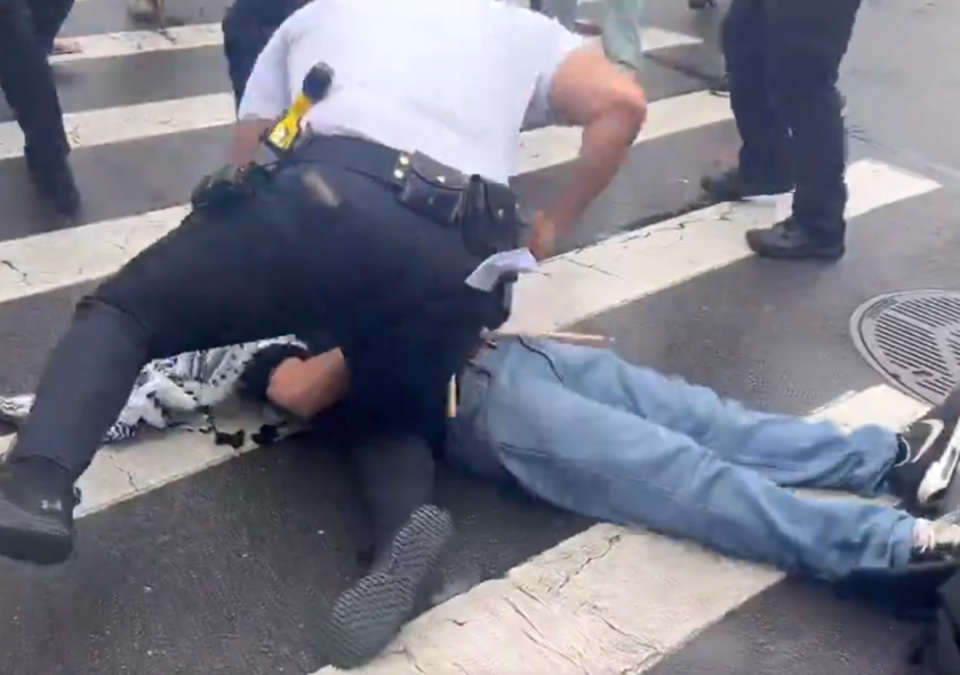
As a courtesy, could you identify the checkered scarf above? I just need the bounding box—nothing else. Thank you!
[0,336,306,444]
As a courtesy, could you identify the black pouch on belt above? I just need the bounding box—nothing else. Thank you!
[395,152,523,259]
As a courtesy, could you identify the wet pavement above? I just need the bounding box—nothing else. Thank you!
[0,0,958,673]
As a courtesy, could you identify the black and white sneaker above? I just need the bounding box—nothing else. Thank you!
[889,383,960,512]
[319,504,455,669]
[910,511,960,566]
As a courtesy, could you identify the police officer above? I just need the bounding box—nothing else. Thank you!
[0,0,646,572]
[701,0,863,260]
[0,0,80,216]
[221,0,307,104]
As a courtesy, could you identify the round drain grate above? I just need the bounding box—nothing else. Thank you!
[851,290,960,405]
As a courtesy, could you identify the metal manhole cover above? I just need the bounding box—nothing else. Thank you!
[851,290,960,404]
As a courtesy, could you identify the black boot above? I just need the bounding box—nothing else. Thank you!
[700,166,793,203]
[745,217,845,261]
[0,457,77,565]
[25,146,80,217]
[889,383,960,513]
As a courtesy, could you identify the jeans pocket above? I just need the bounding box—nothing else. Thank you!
[448,366,505,478]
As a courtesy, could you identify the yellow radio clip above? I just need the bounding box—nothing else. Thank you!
[263,63,335,157]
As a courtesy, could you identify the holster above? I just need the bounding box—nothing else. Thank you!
[392,152,523,259]
[292,136,526,258]
[190,164,273,215]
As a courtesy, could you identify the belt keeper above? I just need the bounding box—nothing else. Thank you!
[393,152,411,181]
[447,376,458,418]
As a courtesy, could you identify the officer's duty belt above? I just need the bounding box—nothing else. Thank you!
[293,135,523,258]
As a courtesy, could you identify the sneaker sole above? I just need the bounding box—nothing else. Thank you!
[320,505,454,669]
[919,432,960,505]
[0,492,72,565]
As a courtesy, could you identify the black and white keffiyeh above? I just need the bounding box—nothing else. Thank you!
[0,336,307,445]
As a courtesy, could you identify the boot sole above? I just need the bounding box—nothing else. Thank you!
[0,491,72,565]
[320,505,454,669]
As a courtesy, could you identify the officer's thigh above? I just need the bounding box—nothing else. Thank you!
[92,194,330,359]
[764,0,862,86]
[341,287,493,435]
[93,163,484,362]
[721,0,765,67]
[0,0,31,40]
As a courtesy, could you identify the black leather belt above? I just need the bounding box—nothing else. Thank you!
[293,135,519,218]
[294,135,412,188]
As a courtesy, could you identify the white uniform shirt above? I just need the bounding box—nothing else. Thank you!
[237,0,583,184]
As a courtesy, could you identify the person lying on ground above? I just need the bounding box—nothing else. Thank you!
[7,329,960,662]
[8,331,960,586]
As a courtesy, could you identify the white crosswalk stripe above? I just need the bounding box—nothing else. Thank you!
[49,23,224,63]
[0,4,941,674]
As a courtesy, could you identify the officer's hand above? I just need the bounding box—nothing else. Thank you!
[530,211,558,261]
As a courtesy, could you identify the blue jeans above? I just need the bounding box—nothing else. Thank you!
[537,0,645,74]
[448,338,917,580]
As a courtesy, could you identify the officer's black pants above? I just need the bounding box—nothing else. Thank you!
[723,0,862,240]
[222,0,301,104]
[9,159,495,481]
[0,0,72,166]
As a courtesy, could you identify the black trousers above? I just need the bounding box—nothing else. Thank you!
[222,0,301,104]
[9,148,498,481]
[722,0,862,240]
[0,0,72,166]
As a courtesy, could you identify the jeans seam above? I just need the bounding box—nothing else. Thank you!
[494,438,697,512]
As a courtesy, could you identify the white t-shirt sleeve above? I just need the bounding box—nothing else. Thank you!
[522,16,585,130]
[237,22,293,120]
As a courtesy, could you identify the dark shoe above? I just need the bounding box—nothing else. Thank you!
[835,513,960,619]
[0,458,77,565]
[700,167,792,202]
[320,504,455,669]
[745,217,845,260]
[710,72,730,96]
[890,384,960,512]
[689,0,716,8]
[909,512,960,567]
[24,149,80,217]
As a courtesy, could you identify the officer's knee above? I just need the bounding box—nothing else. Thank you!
[85,277,155,346]
[767,50,842,109]
[75,295,152,351]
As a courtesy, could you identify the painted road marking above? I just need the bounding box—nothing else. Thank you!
[50,24,224,64]
[0,94,235,161]
[0,89,731,163]
[503,159,942,333]
[51,23,699,64]
[3,24,714,161]
[0,91,734,305]
[0,87,733,164]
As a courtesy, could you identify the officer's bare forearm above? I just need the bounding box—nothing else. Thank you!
[229,118,276,166]
[545,48,648,234]
[549,104,644,234]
